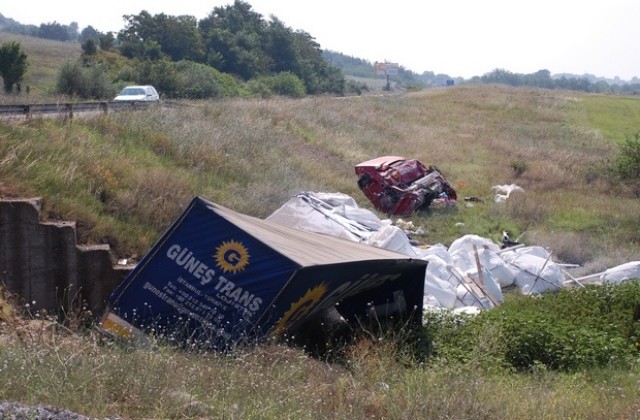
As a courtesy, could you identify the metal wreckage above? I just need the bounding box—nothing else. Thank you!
[101,156,456,351]
[355,156,457,215]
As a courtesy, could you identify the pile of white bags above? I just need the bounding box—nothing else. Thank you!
[268,192,639,314]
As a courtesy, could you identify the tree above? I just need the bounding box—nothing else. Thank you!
[81,39,98,56]
[199,1,269,79]
[288,30,344,94]
[99,32,116,51]
[55,59,114,99]
[0,41,28,93]
[118,11,203,61]
[79,26,101,43]
[67,22,79,41]
[55,58,86,97]
[38,21,71,41]
[264,17,298,74]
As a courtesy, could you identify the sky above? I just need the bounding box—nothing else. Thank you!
[2,0,638,80]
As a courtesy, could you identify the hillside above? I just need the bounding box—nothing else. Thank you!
[1,84,639,276]
[0,32,80,98]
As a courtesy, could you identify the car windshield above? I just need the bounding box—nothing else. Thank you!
[120,88,146,96]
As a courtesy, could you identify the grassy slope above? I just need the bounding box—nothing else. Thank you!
[2,85,639,271]
[2,34,640,420]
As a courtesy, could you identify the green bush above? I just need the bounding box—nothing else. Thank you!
[510,160,528,177]
[55,59,114,100]
[0,41,28,93]
[56,58,87,97]
[85,63,115,99]
[258,72,306,98]
[174,60,243,99]
[425,280,640,371]
[614,132,640,180]
[246,78,273,98]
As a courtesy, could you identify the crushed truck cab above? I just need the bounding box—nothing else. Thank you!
[355,156,457,215]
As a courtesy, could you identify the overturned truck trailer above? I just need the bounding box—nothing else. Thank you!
[355,156,457,215]
[102,196,427,351]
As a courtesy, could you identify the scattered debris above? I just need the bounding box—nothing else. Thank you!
[492,184,524,203]
[355,156,457,215]
[501,231,521,249]
[464,196,483,202]
[102,191,640,351]
[269,192,640,315]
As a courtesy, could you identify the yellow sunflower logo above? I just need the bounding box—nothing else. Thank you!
[214,240,250,274]
[273,283,328,335]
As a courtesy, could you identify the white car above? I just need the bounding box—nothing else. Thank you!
[113,85,160,102]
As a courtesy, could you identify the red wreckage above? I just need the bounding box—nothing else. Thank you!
[355,156,457,216]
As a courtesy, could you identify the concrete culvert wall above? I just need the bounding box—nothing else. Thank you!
[0,198,131,317]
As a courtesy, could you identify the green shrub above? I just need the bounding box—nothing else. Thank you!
[85,63,115,99]
[174,60,241,99]
[510,160,528,177]
[246,78,273,98]
[0,41,28,93]
[613,132,640,181]
[425,280,640,371]
[55,59,114,100]
[257,72,306,98]
[56,58,87,97]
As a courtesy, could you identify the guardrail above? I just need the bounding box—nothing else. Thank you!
[0,100,160,120]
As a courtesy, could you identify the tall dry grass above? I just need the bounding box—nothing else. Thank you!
[1,85,639,263]
[1,320,639,419]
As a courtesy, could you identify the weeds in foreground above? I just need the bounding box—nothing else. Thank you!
[2,283,640,419]
[1,320,640,419]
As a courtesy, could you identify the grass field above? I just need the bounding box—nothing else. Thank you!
[0,32,80,100]
[2,84,639,272]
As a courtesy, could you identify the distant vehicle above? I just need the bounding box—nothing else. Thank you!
[113,85,159,102]
[355,156,457,215]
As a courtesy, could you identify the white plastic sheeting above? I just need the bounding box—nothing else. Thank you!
[268,192,640,314]
[266,192,388,242]
[599,261,640,284]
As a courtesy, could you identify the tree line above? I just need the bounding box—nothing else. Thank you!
[471,69,640,95]
[0,14,80,42]
[1,1,346,98]
[2,2,639,98]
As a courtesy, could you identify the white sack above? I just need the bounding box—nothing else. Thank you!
[502,245,550,260]
[453,306,482,316]
[366,224,418,257]
[504,252,564,294]
[455,284,494,309]
[267,192,381,242]
[422,255,460,308]
[478,248,516,287]
[315,192,389,231]
[451,249,478,274]
[456,284,481,307]
[463,269,504,307]
[448,234,501,255]
[423,294,443,310]
[416,243,453,264]
[599,261,640,284]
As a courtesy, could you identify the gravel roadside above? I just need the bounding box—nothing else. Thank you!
[0,401,119,419]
